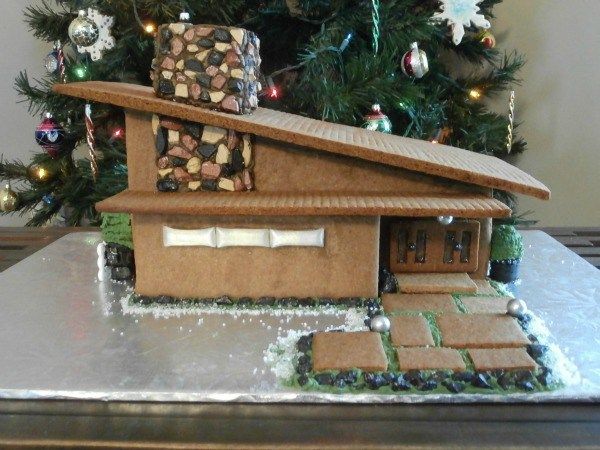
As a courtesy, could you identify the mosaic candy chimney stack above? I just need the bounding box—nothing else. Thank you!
[151,20,260,193]
[152,22,261,114]
[153,115,254,192]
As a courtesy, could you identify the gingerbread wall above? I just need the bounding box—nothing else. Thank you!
[126,110,487,197]
[124,110,493,297]
[132,214,380,298]
[253,138,488,196]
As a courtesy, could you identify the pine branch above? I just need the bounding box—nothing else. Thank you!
[24,0,71,42]
[9,0,527,225]
[460,51,525,95]
[15,71,81,117]
[0,158,29,181]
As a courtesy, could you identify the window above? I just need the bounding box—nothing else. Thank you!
[163,226,325,248]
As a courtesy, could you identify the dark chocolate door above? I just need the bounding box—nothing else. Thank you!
[390,219,480,273]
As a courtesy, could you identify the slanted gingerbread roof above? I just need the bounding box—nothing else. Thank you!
[53,81,550,200]
[95,191,511,218]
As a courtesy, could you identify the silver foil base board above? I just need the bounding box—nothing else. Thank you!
[0,231,598,403]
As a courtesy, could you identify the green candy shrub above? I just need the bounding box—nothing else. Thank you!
[101,213,133,249]
[490,225,524,261]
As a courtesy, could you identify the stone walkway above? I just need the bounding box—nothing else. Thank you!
[311,277,537,373]
[394,273,478,294]
[312,331,388,372]
[384,277,537,372]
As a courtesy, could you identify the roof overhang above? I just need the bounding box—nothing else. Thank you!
[53,82,551,200]
[96,191,511,218]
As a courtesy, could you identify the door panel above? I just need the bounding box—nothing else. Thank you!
[390,219,480,273]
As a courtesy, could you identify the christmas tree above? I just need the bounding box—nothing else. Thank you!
[0,0,524,226]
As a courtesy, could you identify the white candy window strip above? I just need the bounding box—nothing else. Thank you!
[216,227,270,248]
[162,226,325,248]
[270,229,324,248]
[163,226,217,247]
[96,241,108,281]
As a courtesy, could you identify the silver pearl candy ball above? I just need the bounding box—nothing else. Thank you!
[370,315,391,333]
[506,298,527,318]
[437,215,454,225]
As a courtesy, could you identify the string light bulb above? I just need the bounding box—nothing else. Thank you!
[36,167,49,180]
[468,88,482,100]
[339,32,354,52]
[267,86,279,99]
[265,77,280,100]
[73,65,88,79]
[144,23,156,34]
[27,163,55,183]
[112,128,124,139]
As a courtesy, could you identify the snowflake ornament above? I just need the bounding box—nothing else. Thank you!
[76,8,115,61]
[432,0,491,45]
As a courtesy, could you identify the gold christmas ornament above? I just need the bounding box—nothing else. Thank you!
[0,183,19,212]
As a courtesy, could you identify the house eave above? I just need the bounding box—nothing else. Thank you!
[53,82,551,201]
[96,190,511,219]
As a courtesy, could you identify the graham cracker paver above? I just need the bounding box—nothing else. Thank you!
[396,347,466,371]
[312,331,388,372]
[472,279,500,295]
[390,316,435,347]
[395,273,477,294]
[437,314,530,349]
[382,293,458,313]
[468,348,538,371]
[460,296,513,314]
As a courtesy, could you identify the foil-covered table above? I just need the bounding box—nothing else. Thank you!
[0,231,598,404]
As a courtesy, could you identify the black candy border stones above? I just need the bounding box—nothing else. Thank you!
[295,311,558,395]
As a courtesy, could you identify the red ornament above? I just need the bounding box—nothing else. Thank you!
[35,113,65,158]
[478,31,496,49]
[401,42,429,79]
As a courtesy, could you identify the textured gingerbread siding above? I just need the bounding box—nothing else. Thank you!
[132,214,380,299]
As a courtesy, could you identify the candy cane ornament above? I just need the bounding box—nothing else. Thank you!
[84,104,99,180]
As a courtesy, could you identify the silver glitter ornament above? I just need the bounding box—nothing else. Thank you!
[437,215,454,225]
[506,298,527,318]
[44,50,60,74]
[370,315,391,333]
[68,10,99,47]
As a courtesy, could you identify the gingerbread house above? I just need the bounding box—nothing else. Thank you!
[54,81,550,300]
